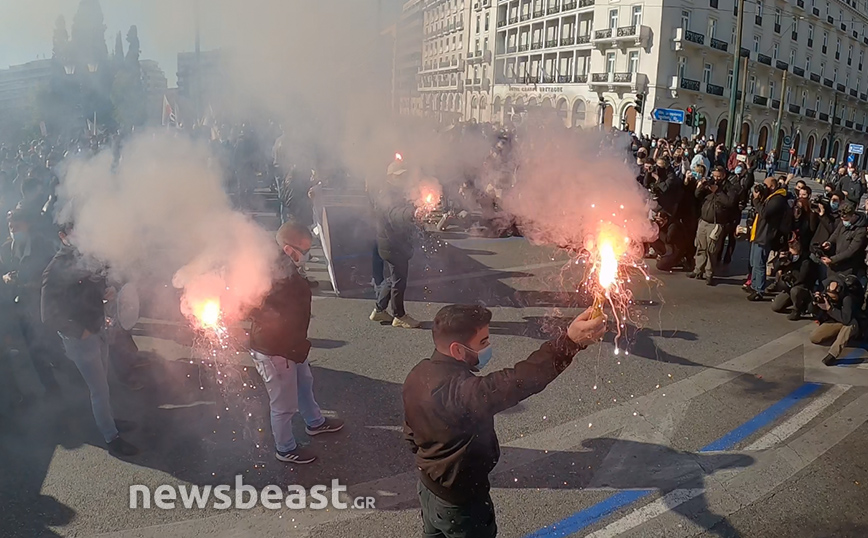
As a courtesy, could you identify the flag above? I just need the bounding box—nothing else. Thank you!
[162,95,176,127]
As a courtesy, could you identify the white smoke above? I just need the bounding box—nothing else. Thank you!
[56,131,279,324]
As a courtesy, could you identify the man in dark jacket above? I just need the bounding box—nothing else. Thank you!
[811,275,866,365]
[250,221,343,464]
[41,224,138,456]
[650,211,687,271]
[819,203,868,278]
[370,158,422,329]
[748,177,790,300]
[645,156,682,217]
[691,166,738,285]
[771,241,819,320]
[403,304,606,538]
[840,164,865,208]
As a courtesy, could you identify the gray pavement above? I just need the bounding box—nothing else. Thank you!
[2,219,868,538]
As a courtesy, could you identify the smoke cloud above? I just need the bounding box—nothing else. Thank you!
[56,132,279,324]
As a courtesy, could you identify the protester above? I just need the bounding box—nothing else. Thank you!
[690,166,737,285]
[770,240,818,320]
[810,275,865,366]
[747,177,790,300]
[403,304,606,538]
[249,221,344,464]
[818,203,868,278]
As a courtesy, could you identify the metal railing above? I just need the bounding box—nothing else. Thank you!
[685,30,705,45]
[753,95,769,106]
[710,38,728,51]
[680,78,701,91]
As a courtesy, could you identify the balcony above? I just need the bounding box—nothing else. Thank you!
[793,66,805,77]
[548,2,562,14]
[563,0,577,8]
[531,41,543,50]
[522,76,539,84]
[557,74,571,83]
[819,112,830,121]
[546,39,559,47]
[576,34,591,44]
[837,83,846,92]
[518,44,529,52]
[594,25,651,47]
[758,53,772,65]
[533,9,544,17]
[507,46,517,53]
[862,93,868,101]
[858,124,865,131]
[753,95,769,106]
[806,109,817,118]
[796,0,804,8]
[578,0,594,7]
[774,23,782,33]
[827,15,834,24]
[755,15,763,25]
[810,72,821,83]
[772,99,781,109]
[812,7,820,16]
[673,27,705,50]
[705,82,725,96]
[846,119,855,128]
[574,73,588,83]
[741,47,751,58]
[834,117,842,125]
[558,35,572,46]
[789,104,801,114]
[541,75,555,83]
[497,20,507,28]
[509,16,519,24]
[851,89,859,98]
[776,60,789,70]
[824,78,834,88]
[710,37,729,52]
[679,77,701,91]
[520,12,531,21]
[590,71,647,91]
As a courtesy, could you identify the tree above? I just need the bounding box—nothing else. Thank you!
[70,0,108,66]
[111,69,146,130]
[126,25,140,65]
[114,31,124,62]
[52,16,70,63]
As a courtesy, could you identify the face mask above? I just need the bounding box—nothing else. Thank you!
[747,149,753,155]
[792,254,800,262]
[651,142,657,148]
[288,247,310,267]
[844,220,853,228]
[831,201,840,211]
[473,345,493,370]
[734,166,745,175]
[691,170,701,179]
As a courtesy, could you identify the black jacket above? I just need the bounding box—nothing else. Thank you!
[403,336,581,505]
[0,232,57,312]
[696,180,737,224]
[839,174,865,207]
[645,167,682,216]
[249,260,312,363]
[41,245,106,338]
[774,255,819,289]
[753,189,790,248]
[376,201,416,261]
[810,209,838,246]
[826,214,868,276]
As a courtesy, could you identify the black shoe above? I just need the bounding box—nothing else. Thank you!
[687,272,699,279]
[108,436,139,456]
[706,277,716,286]
[115,419,137,433]
[822,354,838,367]
[747,291,765,302]
[786,311,801,321]
[742,283,754,293]
[275,446,317,464]
[305,417,345,436]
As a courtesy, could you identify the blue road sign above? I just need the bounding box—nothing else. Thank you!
[651,108,685,124]
[849,143,864,155]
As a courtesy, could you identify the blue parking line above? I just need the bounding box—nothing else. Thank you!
[522,382,823,537]
[836,348,868,366]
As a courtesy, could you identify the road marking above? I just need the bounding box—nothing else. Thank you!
[523,380,823,538]
[744,384,850,451]
[157,401,216,410]
[88,325,813,538]
[583,489,705,538]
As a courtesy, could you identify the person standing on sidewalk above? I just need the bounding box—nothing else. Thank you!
[747,178,790,301]
[40,224,138,456]
[249,221,344,464]
[403,304,606,538]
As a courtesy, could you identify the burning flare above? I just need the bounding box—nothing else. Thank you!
[194,298,222,330]
[590,225,625,319]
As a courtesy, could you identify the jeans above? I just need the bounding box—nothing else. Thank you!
[750,242,771,294]
[376,256,409,318]
[60,331,118,443]
[372,244,385,289]
[418,481,497,538]
[251,352,324,453]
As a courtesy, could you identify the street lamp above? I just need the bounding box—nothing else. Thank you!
[64,65,75,75]
[87,63,99,73]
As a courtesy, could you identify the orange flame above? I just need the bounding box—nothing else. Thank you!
[194,298,222,329]
[395,152,403,161]
[597,237,618,290]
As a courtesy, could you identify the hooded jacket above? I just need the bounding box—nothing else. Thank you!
[696,179,738,224]
[751,188,790,248]
[249,259,312,363]
[826,213,868,276]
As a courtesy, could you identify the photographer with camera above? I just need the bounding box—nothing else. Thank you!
[817,203,867,278]
[747,177,790,301]
[810,275,866,366]
[644,156,682,218]
[690,165,738,285]
[770,240,818,320]
[840,163,865,208]
[649,211,688,271]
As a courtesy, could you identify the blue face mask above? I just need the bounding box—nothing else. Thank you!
[831,201,841,211]
[844,220,853,228]
[734,166,745,175]
[691,170,701,179]
[469,344,493,370]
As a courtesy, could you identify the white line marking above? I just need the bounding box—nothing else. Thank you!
[745,384,851,451]
[584,489,706,538]
[157,401,216,410]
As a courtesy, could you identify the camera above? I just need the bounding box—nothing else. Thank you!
[753,183,768,198]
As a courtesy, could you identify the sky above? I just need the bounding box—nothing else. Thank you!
[0,0,219,86]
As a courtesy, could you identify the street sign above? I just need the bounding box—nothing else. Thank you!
[783,135,792,146]
[651,108,685,124]
[849,143,864,155]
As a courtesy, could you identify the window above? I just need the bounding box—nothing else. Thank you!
[731,27,736,44]
[825,1,829,15]
[774,8,781,24]
[806,56,811,72]
[728,68,734,88]
[846,72,850,86]
[789,49,796,65]
[785,86,791,104]
[808,25,814,41]
[823,32,828,47]
[769,80,776,98]
[606,52,616,73]
[757,2,764,17]
[829,98,834,113]
[749,75,757,94]
[773,42,779,60]
[476,15,480,33]
[681,10,691,31]
[836,39,841,55]
[485,13,489,31]
[679,56,687,79]
[708,18,717,39]
[816,96,821,111]
[820,61,825,75]
[834,67,838,81]
[703,63,713,84]
[754,35,761,52]
[609,9,619,29]
[849,45,853,61]
[632,6,642,26]
[802,90,807,108]
[628,51,639,72]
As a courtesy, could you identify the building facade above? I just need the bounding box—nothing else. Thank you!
[418,0,471,121]
[140,59,168,126]
[0,60,52,119]
[393,0,425,116]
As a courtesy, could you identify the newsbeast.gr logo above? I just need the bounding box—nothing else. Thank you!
[129,476,376,510]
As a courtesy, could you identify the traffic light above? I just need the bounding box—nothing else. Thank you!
[635,93,646,114]
[685,106,695,128]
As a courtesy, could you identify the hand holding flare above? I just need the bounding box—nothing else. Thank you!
[592,235,619,320]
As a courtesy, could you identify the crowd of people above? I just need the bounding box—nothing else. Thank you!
[637,133,868,366]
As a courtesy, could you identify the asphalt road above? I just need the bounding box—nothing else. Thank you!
[2,211,868,538]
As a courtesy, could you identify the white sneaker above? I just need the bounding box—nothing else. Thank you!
[392,315,422,329]
[370,309,394,323]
